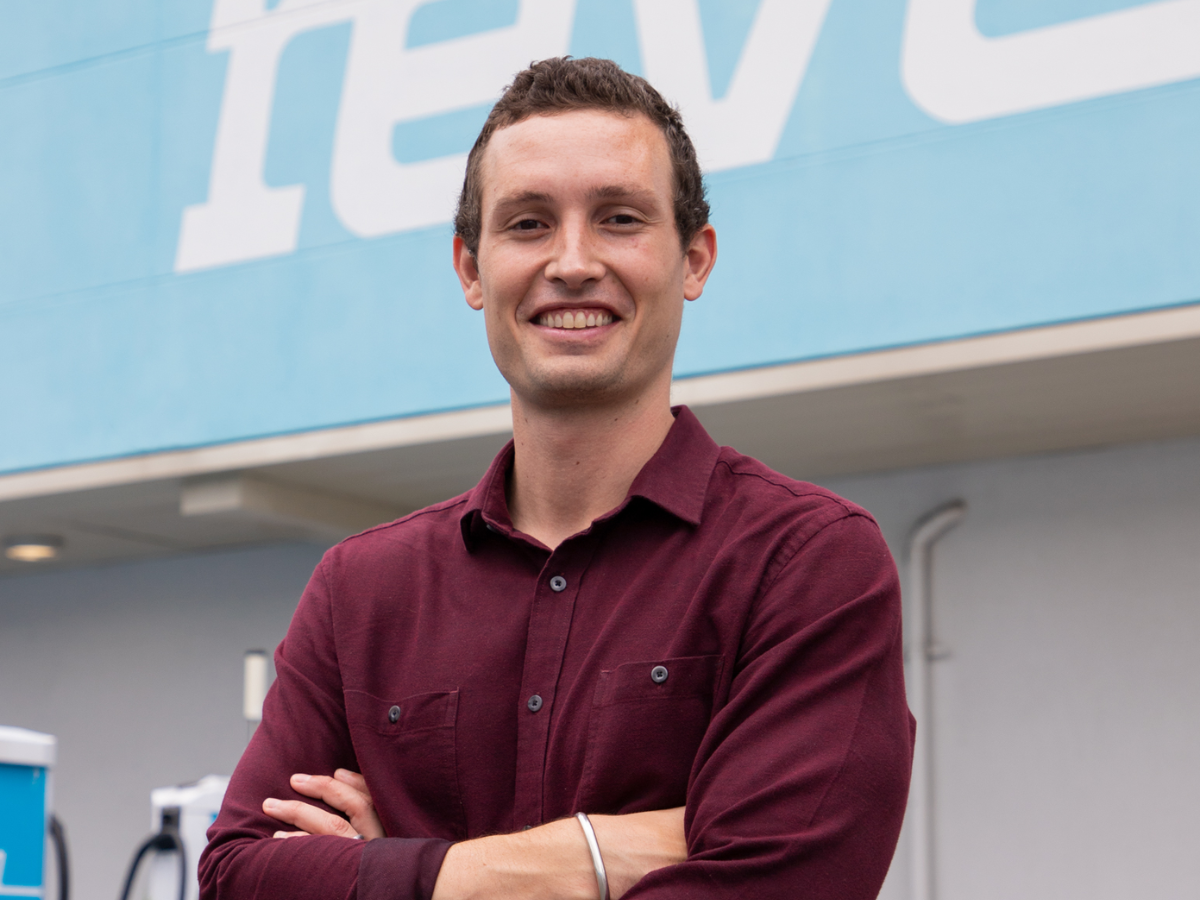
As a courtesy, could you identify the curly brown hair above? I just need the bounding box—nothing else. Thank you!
[454,57,709,256]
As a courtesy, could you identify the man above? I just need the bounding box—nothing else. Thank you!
[200,57,913,900]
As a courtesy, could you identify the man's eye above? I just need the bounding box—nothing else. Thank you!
[514,219,542,231]
[607,214,637,225]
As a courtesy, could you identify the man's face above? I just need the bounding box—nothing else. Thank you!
[453,109,716,410]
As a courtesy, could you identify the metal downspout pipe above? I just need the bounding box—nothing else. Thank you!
[905,501,966,900]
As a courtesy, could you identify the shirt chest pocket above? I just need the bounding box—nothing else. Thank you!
[344,688,466,839]
[580,655,723,813]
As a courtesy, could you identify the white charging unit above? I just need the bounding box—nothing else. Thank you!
[144,775,228,900]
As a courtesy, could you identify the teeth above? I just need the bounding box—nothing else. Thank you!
[538,310,614,329]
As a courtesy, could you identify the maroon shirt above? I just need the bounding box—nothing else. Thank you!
[200,407,913,900]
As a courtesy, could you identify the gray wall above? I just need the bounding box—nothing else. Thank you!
[0,543,327,898]
[826,436,1200,900]
[2,434,1198,899]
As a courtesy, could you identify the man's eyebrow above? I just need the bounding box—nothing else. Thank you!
[588,184,661,206]
[491,191,552,214]
[491,186,663,214]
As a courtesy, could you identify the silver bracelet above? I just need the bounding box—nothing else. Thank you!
[575,812,610,900]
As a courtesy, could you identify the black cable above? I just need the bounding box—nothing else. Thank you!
[48,814,69,900]
[116,807,187,900]
[116,835,160,900]
[175,830,188,900]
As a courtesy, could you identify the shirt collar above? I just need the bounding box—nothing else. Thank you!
[459,439,516,550]
[459,405,720,550]
[624,405,719,527]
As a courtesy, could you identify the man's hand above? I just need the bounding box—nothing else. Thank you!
[262,769,385,840]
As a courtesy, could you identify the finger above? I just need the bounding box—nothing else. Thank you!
[291,772,364,805]
[262,797,357,839]
[273,830,310,839]
[290,773,367,811]
[334,769,370,795]
[289,774,385,840]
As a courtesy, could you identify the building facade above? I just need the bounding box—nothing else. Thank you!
[2,2,1199,897]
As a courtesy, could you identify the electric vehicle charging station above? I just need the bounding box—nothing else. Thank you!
[119,650,254,899]
[0,726,56,899]
[147,776,228,900]
[118,775,228,900]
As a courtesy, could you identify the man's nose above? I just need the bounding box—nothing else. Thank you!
[544,219,605,288]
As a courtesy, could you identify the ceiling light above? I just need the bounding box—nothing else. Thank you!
[4,535,64,563]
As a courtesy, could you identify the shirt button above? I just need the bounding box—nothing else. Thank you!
[527,694,544,712]
[651,665,669,684]
[549,575,567,592]
[388,705,402,724]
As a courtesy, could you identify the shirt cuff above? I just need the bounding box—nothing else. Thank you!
[358,837,454,900]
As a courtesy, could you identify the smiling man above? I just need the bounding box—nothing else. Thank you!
[200,58,914,900]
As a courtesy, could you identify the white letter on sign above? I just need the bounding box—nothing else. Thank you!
[903,0,1200,124]
[633,0,832,172]
[330,0,575,237]
[176,0,362,273]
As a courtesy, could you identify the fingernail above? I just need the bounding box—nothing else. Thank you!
[263,798,280,811]
[334,769,351,782]
[292,773,310,783]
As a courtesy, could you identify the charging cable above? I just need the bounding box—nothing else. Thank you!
[48,814,70,900]
[117,806,187,900]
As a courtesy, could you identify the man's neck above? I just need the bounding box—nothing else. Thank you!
[507,387,675,550]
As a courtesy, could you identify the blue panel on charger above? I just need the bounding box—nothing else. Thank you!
[0,763,46,890]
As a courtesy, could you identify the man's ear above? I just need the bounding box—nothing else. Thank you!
[682,224,718,302]
[453,235,484,310]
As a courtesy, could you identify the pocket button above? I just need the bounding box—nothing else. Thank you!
[650,665,669,684]
[388,705,402,724]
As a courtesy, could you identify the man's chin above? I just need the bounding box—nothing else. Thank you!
[512,369,632,410]
[525,384,626,410]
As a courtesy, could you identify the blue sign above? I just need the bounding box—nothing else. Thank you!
[3,0,1200,474]
[0,763,46,895]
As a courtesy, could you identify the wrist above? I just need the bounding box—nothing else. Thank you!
[431,818,599,900]
[575,813,610,900]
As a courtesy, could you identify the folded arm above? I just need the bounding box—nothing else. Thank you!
[623,513,914,899]
[199,563,446,900]
[264,769,686,900]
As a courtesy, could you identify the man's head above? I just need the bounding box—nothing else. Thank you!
[451,58,717,413]
[455,57,709,256]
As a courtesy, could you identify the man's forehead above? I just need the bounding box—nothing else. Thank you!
[478,109,672,200]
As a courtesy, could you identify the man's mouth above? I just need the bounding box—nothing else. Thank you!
[536,309,615,330]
